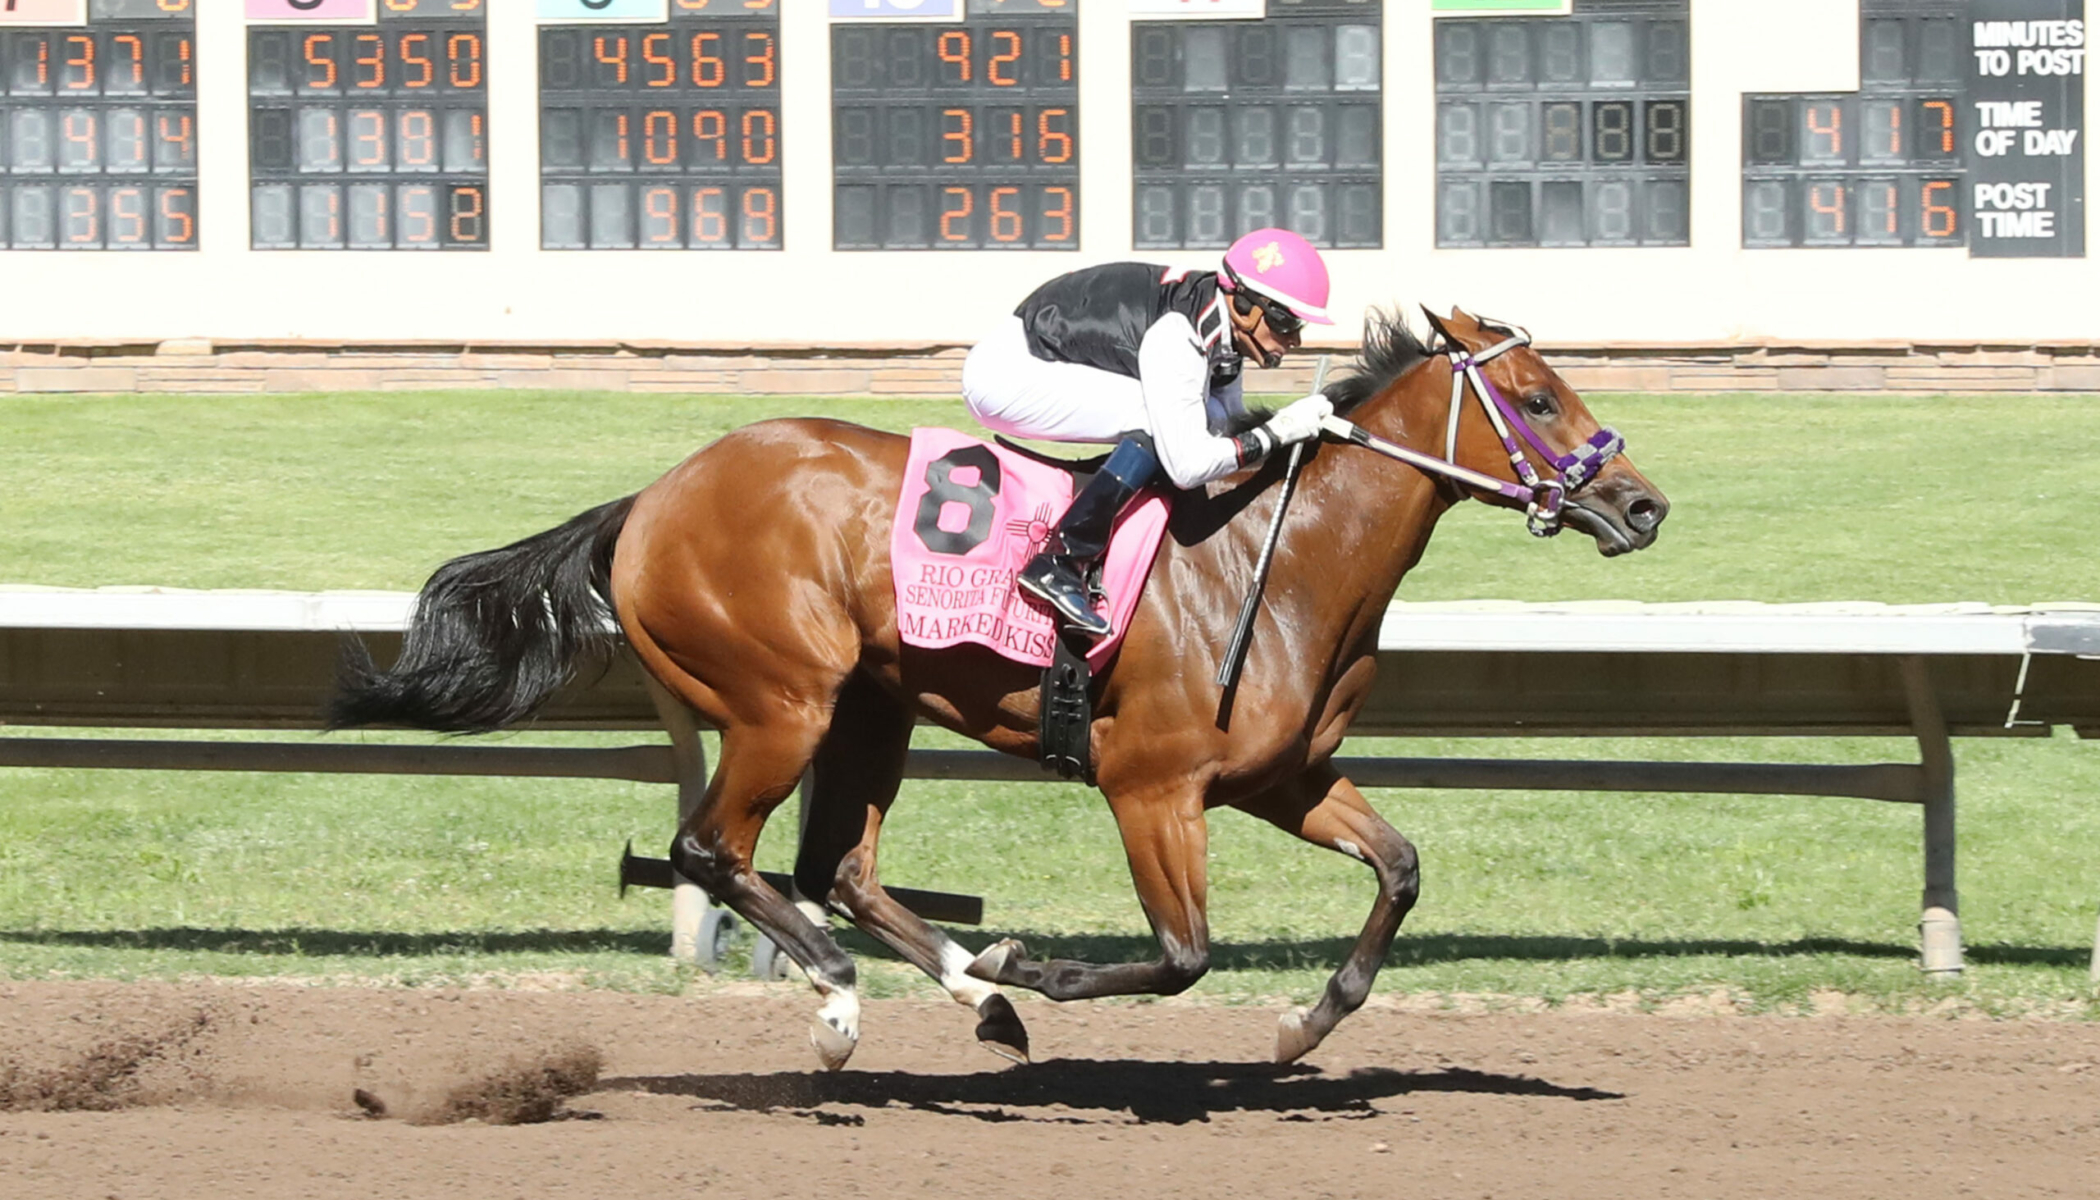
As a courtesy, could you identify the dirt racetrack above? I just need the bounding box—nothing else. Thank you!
[2,980,2097,1199]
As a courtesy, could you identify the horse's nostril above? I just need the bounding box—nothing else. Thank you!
[1627,497,1663,534]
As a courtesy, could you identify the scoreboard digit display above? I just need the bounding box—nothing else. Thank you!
[0,0,198,252]
[539,0,782,251]
[1434,0,1689,248]
[1132,0,1382,251]
[832,0,1078,252]
[1742,1,1965,248]
[248,0,490,252]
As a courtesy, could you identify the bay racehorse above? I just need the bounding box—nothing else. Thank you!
[331,308,1668,1070]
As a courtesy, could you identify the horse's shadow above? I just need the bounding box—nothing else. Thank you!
[600,1059,1622,1126]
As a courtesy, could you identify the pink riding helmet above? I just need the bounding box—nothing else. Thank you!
[1221,228,1334,326]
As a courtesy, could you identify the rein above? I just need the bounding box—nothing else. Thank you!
[1320,330,1624,537]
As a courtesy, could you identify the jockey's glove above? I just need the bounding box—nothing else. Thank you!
[1264,392,1334,447]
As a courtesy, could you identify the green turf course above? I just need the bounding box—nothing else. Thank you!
[2,390,2096,1014]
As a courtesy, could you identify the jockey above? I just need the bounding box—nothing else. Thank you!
[962,227,1337,638]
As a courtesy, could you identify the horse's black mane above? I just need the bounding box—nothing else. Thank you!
[1325,309,1439,416]
[1214,309,1440,437]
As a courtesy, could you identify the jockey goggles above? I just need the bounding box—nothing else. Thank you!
[1220,261,1305,340]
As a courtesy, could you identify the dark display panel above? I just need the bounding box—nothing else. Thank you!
[1133,0,1381,250]
[1435,0,1689,249]
[540,0,780,251]
[1742,1,1965,248]
[833,0,1077,251]
[250,0,489,251]
[0,0,197,251]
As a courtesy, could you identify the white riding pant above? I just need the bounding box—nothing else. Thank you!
[962,314,1250,489]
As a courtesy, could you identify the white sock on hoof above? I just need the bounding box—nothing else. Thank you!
[939,941,1000,1008]
[809,986,861,1071]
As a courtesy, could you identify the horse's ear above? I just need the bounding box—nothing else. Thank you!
[1419,305,1455,344]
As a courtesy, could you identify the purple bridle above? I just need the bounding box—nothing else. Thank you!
[1323,327,1624,537]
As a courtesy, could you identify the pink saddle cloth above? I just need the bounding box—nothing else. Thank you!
[891,427,1170,670]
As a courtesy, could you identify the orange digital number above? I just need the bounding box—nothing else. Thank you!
[644,186,679,242]
[63,111,97,166]
[303,34,336,90]
[448,34,482,89]
[159,189,194,243]
[158,0,192,11]
[1054,32,1072,82]
[645,110,678,164]
[693,186,727,242]
[1809,183,1846,233]
[940,186,973,241]
[29,36,47,87]
[1037,108,1071,164]
[595,35,629,84]
[1042,186,1073,242]
[1003,111,1022,161]
[158,114,192,162]
[354,33,385,89]
[352,110,388,167]
[401,34,434,89]
[988,30,1020,87]
[742,187,776,243]
[1806,104,1842,159]
[399,110,435,167]
[364,188,392,242]
[63,34,93,90]
[174,36,191,86]
[449,186,484,242]
[643,32,676,87]
[691,32,724,87]
[938,32,971,82]
[942,108,972,164]
[693,110,726,161]
[613,112,631,162]
[1873,181,1899,234]
[111,188,147,244]
[741,109,775,165]
[1923,100,1955,155]
[403,185,436,244]
[65,188,97,243]
[743,31,775,88]
[114,35,144,87]
[1922,180,1958,239]
[989,187,1022,242]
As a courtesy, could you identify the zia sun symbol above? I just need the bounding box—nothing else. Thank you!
[999,501,1056,609]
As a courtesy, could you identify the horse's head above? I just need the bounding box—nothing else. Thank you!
[1419,306,1668,556]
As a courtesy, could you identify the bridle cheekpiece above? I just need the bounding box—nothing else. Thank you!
[1320,325,1625,537]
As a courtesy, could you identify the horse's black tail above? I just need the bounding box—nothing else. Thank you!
[328,495,638,734]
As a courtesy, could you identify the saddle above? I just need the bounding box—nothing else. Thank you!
[890,429,1172,783]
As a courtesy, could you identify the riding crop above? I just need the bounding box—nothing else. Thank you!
[1216,353,1330,691]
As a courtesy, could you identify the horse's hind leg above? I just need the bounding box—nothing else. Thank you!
[663,699,866,1070]
[969,781,1215,1000]
[1233,765,1420,1064]
[793,672,1030,1063]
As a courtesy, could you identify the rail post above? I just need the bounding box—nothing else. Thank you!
[1901,656,1962,977]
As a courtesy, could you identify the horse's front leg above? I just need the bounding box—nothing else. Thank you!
[1231,764,1420,1064]
[970,782,1212,1000]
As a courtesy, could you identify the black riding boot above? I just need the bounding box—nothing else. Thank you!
[1017,438,1161,638]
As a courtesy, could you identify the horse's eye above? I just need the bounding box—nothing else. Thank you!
[1525,394,1557,418]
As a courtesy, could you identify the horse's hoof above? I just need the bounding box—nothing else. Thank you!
[967,938,1027,984]
[1275,1005,1323,1065]
[974,994,1030,1064]
[810,1015,858,1072]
